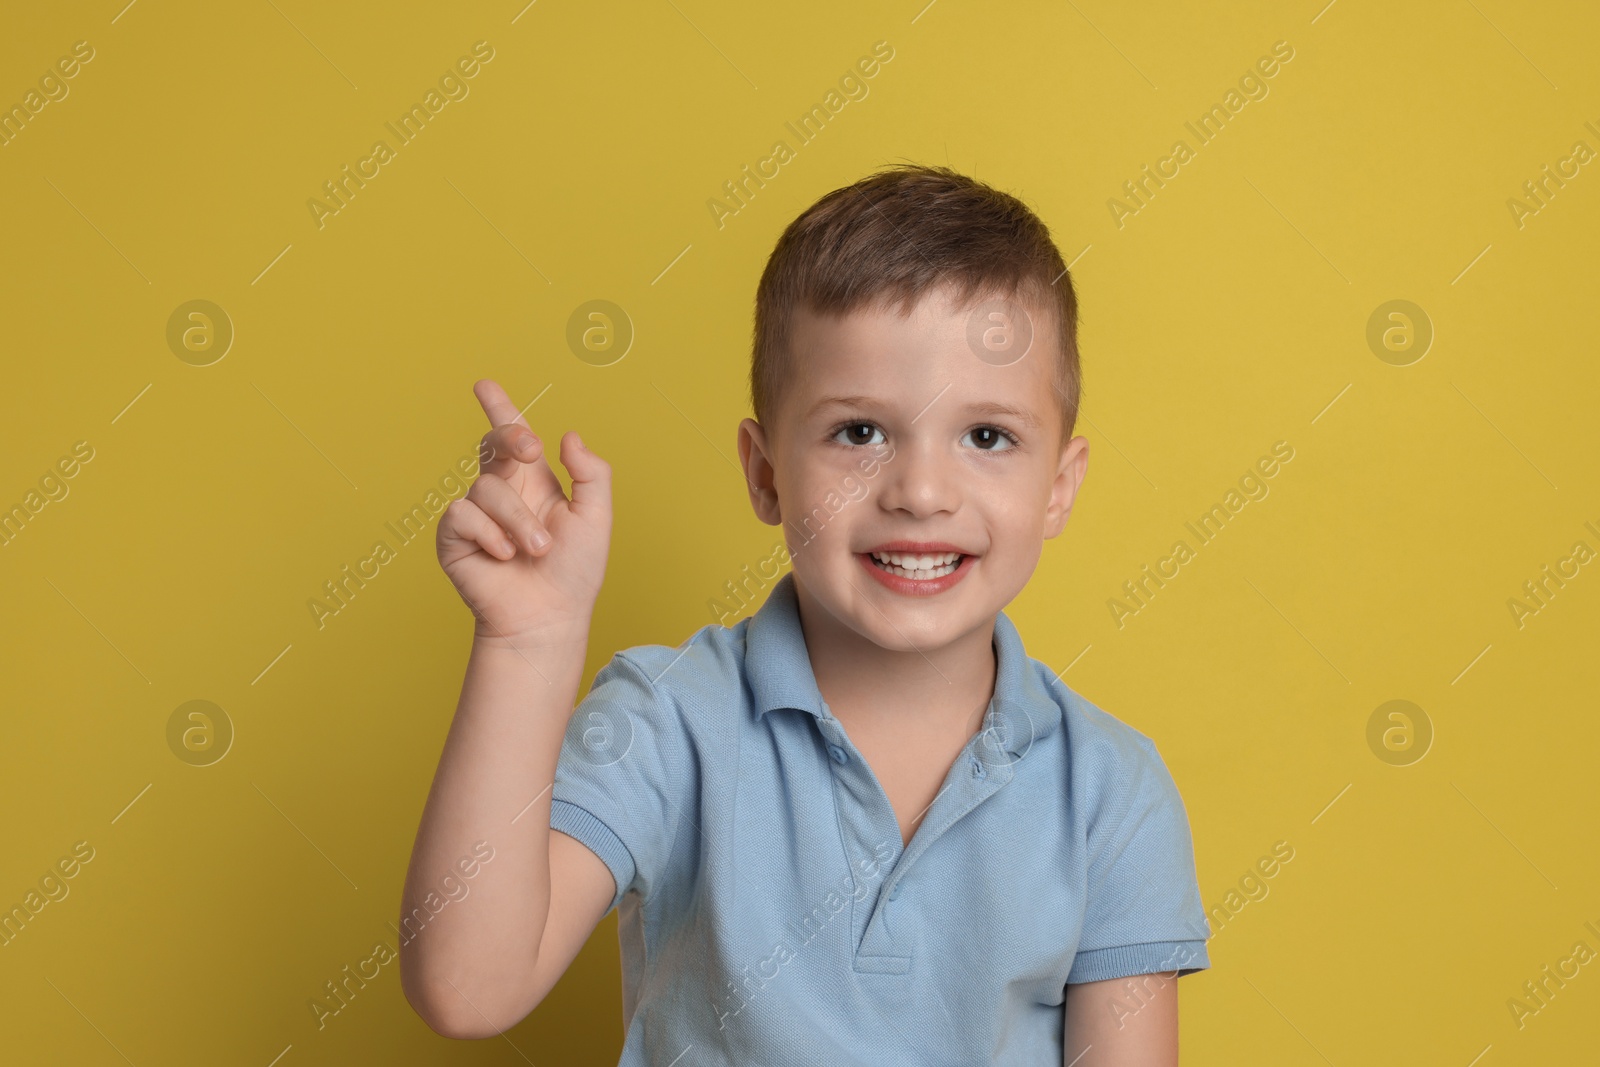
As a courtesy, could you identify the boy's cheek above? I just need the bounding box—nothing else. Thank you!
[856,442,895,477]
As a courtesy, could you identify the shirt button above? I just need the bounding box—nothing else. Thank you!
[828,744,849,765]
[970,756,985,778]
[887,883,900,900]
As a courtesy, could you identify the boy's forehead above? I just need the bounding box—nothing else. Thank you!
[783,286,1060,413]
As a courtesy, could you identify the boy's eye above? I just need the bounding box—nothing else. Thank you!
[832,422,886,447]
[962,426,1016,451]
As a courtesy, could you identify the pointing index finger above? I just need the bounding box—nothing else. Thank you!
[471,379,565,501]
[473,378,531,429]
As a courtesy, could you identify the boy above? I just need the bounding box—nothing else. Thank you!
[401,164,1210,1065]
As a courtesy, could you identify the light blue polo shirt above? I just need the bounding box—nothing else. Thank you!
[550,574,1209,1065]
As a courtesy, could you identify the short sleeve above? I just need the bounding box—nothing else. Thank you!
[549,651,694,917]
[1067,736,1210,984]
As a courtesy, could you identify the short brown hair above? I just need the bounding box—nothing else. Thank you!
[750,163,1081,441]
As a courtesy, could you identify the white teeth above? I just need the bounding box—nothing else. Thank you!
[871,551,961,569]
[868,551,963,580]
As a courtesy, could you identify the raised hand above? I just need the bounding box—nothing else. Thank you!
[436,379,612,645]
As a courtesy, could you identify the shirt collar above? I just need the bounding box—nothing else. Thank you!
[743,573,1063,760]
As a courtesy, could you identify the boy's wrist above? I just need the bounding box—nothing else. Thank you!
[471,613,593,654]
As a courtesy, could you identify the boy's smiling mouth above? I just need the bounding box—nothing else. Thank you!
[857,540,977,596]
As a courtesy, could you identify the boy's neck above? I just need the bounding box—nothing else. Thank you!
[790,577,999,736]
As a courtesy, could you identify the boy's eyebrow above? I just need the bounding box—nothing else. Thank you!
[807,395,880,417]
[964,401,1041,428]
[807,394,1042,428]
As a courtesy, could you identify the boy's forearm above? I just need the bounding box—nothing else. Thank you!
[400,620,590,1030]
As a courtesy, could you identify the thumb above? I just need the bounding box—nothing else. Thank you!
[558,431,612,513]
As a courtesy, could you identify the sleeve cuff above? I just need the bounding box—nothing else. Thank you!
[1067,939,1210,984]
[550,798,634,915]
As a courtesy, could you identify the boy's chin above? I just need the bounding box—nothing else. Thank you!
[857,604,992,662]
[804,572,997,652]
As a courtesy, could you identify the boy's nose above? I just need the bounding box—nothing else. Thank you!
[875,443,960,518]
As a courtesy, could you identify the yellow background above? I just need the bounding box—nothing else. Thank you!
[2,0,1597,1063]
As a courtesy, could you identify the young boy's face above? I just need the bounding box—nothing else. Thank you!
[738,284,1089,654]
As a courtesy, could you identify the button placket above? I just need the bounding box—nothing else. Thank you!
[859,739,1015,962]
[876,742,1011,902]
[817,715,906,966]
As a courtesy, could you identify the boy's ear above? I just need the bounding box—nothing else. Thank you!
[737,418,782,526]
[1043,435,1089,539]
